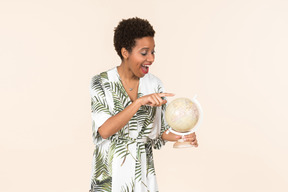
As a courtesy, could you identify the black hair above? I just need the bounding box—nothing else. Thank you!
[113,17,155,60]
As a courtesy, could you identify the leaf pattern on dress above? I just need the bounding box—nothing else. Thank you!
[90,68,169,192]
[91,147,112,192]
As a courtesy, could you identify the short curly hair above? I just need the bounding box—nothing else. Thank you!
[113,17,155,60]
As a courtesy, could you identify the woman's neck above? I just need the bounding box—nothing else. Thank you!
[117,63,139,83]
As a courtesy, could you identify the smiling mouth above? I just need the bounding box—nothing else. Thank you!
[141,64,150,74]
[141,64,150,68]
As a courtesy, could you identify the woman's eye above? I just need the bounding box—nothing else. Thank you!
[141,51,155,56]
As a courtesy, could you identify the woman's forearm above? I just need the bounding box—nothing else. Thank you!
[98,99,142,139]
[98,92,174,139]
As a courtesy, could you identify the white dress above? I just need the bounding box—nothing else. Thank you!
[89,67,169,192]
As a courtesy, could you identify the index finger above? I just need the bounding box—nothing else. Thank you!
[158,93,175,97]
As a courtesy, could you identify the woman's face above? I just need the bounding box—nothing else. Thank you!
[124,36,155,78]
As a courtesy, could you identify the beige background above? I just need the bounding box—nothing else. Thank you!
[1,0,287,191]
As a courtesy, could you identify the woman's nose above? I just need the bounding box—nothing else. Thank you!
[147,53,155,62]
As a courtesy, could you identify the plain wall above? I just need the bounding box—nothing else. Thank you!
[1,0,287,191]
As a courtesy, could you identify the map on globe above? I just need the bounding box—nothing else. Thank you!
[165,97,200,133]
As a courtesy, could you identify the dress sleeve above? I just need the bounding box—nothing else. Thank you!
[152,79,171,150]
[90,75,113,145]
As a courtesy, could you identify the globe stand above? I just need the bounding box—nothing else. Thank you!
[174,141,194,148]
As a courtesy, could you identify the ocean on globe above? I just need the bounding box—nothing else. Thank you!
[165,98,199,132]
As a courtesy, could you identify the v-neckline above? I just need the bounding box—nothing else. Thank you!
[115,67,142,103]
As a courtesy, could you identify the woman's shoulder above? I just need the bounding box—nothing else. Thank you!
[140,73,165,94]
[142,73,163,86]
[91,67,118,84]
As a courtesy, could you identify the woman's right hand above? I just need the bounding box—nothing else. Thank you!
[136,93,175,107]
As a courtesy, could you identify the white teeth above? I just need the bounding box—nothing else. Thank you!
[142,64,149,67]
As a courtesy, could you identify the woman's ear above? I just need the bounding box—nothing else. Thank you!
[121,48,129,59]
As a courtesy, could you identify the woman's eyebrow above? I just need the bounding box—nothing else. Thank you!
[140,47,155,51]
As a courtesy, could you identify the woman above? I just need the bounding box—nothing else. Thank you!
[90,17,198,192]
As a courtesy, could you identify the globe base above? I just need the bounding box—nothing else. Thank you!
[173,140,194,148]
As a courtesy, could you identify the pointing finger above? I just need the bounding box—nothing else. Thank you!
[158,93,175,97]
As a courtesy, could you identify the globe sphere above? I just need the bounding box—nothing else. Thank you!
[165,98,199,132]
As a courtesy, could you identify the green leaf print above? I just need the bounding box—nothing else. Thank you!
[120,178,135,192]
[100,71,109,81]
[92,146,112,192]
[91,75,106,98]
[91,95,110,115]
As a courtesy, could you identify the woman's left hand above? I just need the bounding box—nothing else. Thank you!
[183,132,198,147]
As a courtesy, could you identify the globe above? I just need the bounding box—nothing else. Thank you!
[165,97,200,133]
